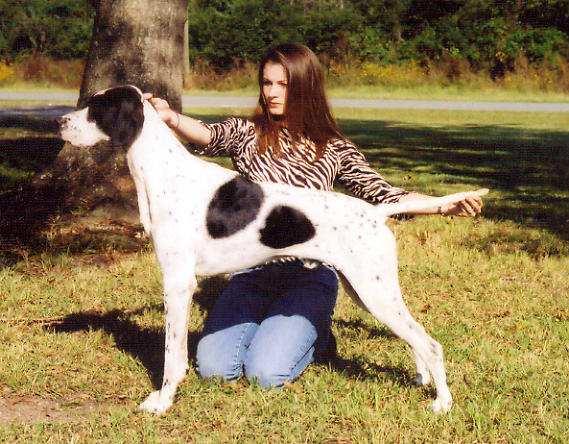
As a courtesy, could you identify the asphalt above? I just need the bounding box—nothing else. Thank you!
[182,95,569,112]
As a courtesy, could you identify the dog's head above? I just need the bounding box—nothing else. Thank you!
[58,85,145,148]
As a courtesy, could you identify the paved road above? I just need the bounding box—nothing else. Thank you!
[1,92,568,115]
[183,95,569,112]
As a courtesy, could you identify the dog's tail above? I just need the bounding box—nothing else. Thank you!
[378,188,489,217]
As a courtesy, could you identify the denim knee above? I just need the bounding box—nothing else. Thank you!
[242,314,317,388]
[243,348,315,388]
[196,337,241,381]
[243,360,283,388]
[196,323,258,382]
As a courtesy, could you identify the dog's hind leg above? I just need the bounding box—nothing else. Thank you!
[363,288,451,411]
[338,239,452,412]
[339,272,431,388]
[140,263,197,414]
[340,273,431,386]
[411,348,431,386]
[350,278,452,411]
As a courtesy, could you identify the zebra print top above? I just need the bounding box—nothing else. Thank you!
[198,117,409,205]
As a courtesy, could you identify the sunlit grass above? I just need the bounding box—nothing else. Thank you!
[1,104,568,442]
[1,216,567,442]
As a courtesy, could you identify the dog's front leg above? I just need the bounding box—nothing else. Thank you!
[140,269,197,414]
[129,166,153,236]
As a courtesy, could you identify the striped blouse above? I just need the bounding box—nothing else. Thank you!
[198,117,409,204]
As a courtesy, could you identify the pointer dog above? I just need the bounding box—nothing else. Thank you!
[58,85,487,414]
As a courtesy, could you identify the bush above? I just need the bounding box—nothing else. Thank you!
[187,0,306,71]
[9,56,85,88]
[187,0,363,71]
[0,61,15,85]
[0,0,94,61]
[187,59,257,91]
[505,28,569,64]
[1,0,568,91]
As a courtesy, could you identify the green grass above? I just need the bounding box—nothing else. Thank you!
[0,104,568,442]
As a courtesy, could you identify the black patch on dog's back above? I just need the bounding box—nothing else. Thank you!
[260,206,316,249]
[206,176,264,238]
[86,86,144,147]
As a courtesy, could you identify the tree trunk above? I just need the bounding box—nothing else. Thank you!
[183,19,192,88]
[80,0,188,111]
[390,0,409,46]
[43,0,188,222]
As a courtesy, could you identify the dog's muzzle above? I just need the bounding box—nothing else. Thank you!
[56,116,69,132]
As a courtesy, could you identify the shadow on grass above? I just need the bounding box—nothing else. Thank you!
[0,113,66,249]
[0,137,63,171]
[0,113,63,173]
[43,276,229,389]
[339,118,569,241]
[41,275,419,391]
[46,307,169,388]
[319,354,423,393]
[44,308,419,392]
[315,318,417,387]
[2,112,568,251]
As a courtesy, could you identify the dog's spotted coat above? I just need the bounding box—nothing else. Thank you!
[58,85,488,415]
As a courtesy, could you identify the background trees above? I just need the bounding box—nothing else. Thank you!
[0,0,94,59]
[1,0,568,76]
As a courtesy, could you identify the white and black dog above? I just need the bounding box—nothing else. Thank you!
[58,85,487,414]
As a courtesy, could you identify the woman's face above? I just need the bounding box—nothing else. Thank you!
[262,62,287,116]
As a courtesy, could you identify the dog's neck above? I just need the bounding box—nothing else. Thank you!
[124,101,237,197]
[127,102,199,165]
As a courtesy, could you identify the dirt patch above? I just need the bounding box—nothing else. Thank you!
[0,394,126,425]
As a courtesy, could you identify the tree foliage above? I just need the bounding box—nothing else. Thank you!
[0,0,94,59]
[1,0,568,71]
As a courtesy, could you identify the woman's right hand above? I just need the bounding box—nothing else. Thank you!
[143,93,180,129]
[142,93,211,146]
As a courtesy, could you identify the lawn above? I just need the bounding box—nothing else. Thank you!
[0,103,568,443]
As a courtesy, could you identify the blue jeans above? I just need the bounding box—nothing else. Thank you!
[196,261,338,388]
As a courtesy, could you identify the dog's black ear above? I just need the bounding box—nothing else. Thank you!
[87,86,145,147]
[109,95,145,147]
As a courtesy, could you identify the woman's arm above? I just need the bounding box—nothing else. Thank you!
[397,191,484,216]
[335,140,484,217]
[143,93,211,146]
[335,140,409,204]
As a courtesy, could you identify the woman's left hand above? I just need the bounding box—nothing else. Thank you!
[440,194,484,217]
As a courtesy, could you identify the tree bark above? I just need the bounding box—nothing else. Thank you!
[44,0,188,221]
[79,0,188,111]
[390,0,410,46]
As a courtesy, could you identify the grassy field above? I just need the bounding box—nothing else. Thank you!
[0,103,568,443]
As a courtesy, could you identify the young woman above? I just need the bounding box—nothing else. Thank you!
[145,43,483,388]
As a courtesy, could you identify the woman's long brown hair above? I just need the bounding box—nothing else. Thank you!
[251,43,344,160]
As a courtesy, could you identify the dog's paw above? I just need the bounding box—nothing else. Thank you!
[431,396,453,413]
[139,391,172,415]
